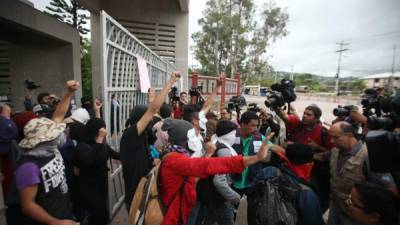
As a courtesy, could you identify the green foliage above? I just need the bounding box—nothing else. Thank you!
[192,0,289,77]
[81,39,92,98]
[343,79,365,94]
[45,0,90,37]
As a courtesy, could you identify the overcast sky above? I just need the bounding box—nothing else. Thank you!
[33,0,400,77]
[189,0,400,77]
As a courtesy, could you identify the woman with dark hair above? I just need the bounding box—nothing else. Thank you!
[72,118,120,225]
[345,182,400,225]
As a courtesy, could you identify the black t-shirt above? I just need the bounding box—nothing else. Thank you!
[120,124,153,209]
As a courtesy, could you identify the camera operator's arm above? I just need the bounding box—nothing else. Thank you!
[52,80,79,124]
[201,78,222,114]
[307,137,330,152]
[349,110,367,125]
[93,98,103,119]
[136,72,180,135]
[274,107,290,124]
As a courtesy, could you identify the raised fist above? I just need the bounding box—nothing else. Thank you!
[66,80,80,93]
[171,71,181,83]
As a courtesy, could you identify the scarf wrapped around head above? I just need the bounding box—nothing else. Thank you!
[164,144,192,157]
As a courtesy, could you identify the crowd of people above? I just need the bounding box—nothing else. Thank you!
[0,71,399,225]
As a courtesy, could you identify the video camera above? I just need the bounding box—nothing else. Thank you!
[247,103,261,113]
[227,96,243,117]
[189,86,203,97]
[361,88,393,117]
[365,92,400,173]
[333,105,358,117]
[168,86,180,102]
[25,80,41,91]
[264,79,296,109]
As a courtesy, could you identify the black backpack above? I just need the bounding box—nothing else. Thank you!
[196,142,227,207]
[247,169,310,225]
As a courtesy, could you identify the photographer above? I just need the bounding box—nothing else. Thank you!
[274,104,334,151]
[220,107,231,121]
[314,122,398,225]
[274,104,334,211]
[258,108,280,144]
[180,91,188,105]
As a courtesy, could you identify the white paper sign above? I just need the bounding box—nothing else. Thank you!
[253,141,262,153]
[136,55,150,93]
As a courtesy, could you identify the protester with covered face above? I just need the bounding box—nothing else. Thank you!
[120,71,181,211]
[159,118,273,225]
[254,143,325,225]
[72,118,120,225]
[15,80,79,225]
[196,120,241,225]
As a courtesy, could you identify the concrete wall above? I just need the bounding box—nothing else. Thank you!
[0,0,81,110]
[8,42,76,111]
[84,0,189,96]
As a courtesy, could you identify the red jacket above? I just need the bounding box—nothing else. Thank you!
[286,115,334,150]
[160,153,244,225]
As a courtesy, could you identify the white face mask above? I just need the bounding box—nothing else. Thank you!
[218,130,237,147]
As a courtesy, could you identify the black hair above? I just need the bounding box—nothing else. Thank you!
[305,104,322,119]
[160,103,173,119]
[182,104,200,122]
[354,182,400,225]
[37,92,50,104]
[180,92,187,96]
[339,122,355,136]
[240,111,259,125]
[81,96,91,105]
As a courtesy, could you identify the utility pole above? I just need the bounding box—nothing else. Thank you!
[334,41,349,96]
[290,65,294,80]
[387,44,396,92]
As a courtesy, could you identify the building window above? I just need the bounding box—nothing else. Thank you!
[395,78,399,81]
[374,78,380,83]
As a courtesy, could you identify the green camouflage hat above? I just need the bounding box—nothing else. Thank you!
[19,117,66,149]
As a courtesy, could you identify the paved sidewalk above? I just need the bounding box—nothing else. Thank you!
[111,207,129,225]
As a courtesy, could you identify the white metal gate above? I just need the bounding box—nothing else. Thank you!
[99,11,177,218]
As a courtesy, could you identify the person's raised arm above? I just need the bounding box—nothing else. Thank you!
[201,77,222,113]
[93,98,103,119]
[274,107,290,124]
[136,71,181,135]
[52,80,80,124]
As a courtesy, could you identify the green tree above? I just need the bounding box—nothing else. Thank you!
[81,39,92,98]
[192,0,289,78]
[45,0,90,38]
[344,79,365,94]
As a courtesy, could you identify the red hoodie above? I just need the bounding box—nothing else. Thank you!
[274,151,314,182]
[160,153,244,225]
